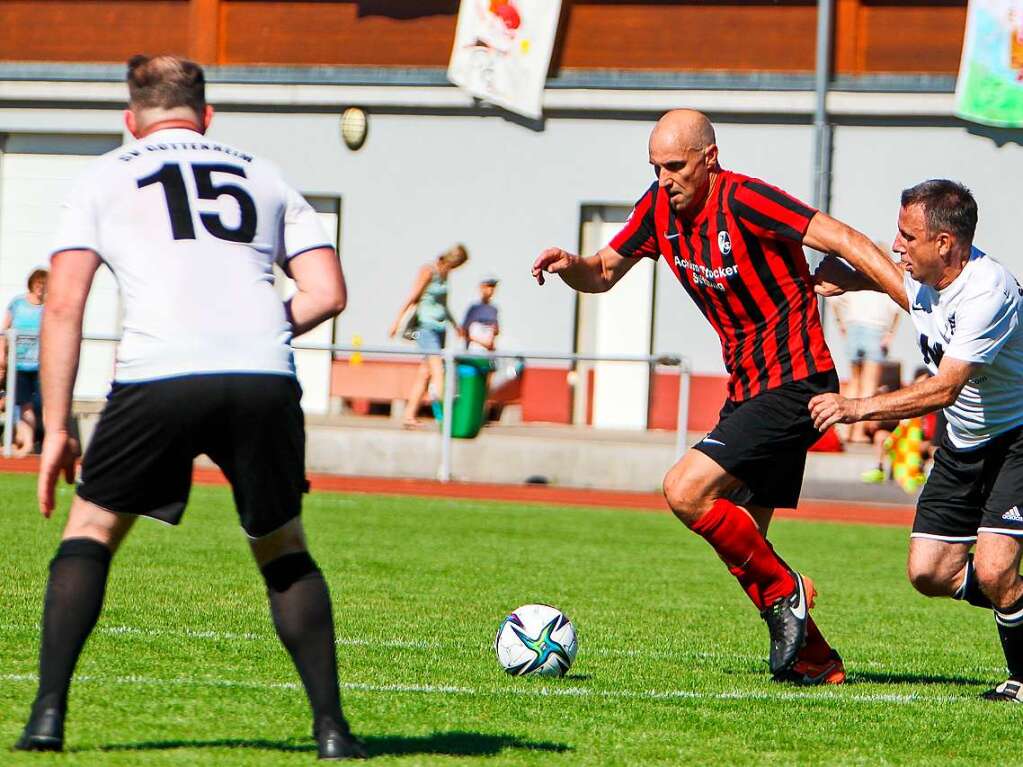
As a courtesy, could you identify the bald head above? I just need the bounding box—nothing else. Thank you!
[648,110,720,216]
[651,109,716,154]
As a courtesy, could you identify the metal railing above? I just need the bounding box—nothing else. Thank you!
[3,330,691,480]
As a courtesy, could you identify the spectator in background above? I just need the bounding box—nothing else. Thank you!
[389,244,468,428]
[0,269,48,456]
[830,246,901,443]
[462,275,500,352]
[858,384,900,484]
[860,368,944,484]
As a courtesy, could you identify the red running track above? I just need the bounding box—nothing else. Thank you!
[0,457,914,528]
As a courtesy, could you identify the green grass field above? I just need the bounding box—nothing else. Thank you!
[0,472,1017,766]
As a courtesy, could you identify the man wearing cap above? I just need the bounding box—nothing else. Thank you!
[463,276,500,352]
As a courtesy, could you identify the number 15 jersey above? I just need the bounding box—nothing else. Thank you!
[51,127,332,383]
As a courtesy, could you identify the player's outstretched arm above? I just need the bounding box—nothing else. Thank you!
[284,246,347,337]
[531,246,638,293]
[808,356,976,431]
[813,255,881,298]
[38,249,101,517]
[804,212,908,311]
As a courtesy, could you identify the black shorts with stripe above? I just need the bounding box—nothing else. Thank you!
[77,373,307,538]
[691,369,839,509]
[913,424,1023,542]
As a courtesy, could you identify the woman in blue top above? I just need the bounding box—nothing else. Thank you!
[389,244,468,428]
[0,268,47,456]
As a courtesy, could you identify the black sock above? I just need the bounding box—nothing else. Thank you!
[262,552,345,731]
[952,554,993,609]
[995,592,1023,680]
[33,538,112,715]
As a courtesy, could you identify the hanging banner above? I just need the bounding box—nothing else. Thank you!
[447,0,562,120]
[955,0,1023,127]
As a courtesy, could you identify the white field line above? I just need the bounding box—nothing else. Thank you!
[0,623,1004,675]
[0,673,958,705]
[100,625,442,650]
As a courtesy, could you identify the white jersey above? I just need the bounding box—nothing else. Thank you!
[51,127,332,382]
[904,247,1023,449]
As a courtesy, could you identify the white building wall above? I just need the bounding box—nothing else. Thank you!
[0,86,1019,386]
[205,111,822,375]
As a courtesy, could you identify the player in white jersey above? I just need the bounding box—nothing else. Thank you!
[14,56,366,758]
[810,179,1023,701]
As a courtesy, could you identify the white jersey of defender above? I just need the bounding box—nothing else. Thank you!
[51,127,331,382]
[904,247,1023,449]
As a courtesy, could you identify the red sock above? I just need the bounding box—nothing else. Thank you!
[691,499,794,605]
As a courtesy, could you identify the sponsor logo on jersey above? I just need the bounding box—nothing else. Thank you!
[947,313,957,335]
[717,230,732,255]
[672,255,740,292]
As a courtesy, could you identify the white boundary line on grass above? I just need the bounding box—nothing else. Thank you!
[99,624,442,649]
[0,673,959,706]
[1,623,1005,675]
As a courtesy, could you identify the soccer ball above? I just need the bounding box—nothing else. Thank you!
[494,604,577,677]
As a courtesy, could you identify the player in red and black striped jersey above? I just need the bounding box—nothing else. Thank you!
[613,172,832,402]
[532,109,894,684]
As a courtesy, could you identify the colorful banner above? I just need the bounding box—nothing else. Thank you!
[955,0,1023,127]
[447,0,562,120]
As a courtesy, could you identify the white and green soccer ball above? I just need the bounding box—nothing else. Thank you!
[494,604,577,677]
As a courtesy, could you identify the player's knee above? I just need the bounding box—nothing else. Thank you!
[974,559,1018,609]
[906,559,955,597]
[261,550,321,593]
[662,468,712,527]
[63,501,134,552]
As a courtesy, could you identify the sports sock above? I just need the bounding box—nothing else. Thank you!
[729,552,833,664]
[262,551,345,730]
[952,554,993,609]
[692,499,795,606]
[32,538,112,715]
[994,591,1023,680]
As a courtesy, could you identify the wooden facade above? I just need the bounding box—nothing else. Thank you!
[0,1,968,76]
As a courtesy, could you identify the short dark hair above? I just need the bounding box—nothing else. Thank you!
[900,179,977,245]
[127,55,206,115]
[27,269,47,290]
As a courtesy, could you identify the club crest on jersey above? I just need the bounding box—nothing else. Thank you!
[717,230,732,256]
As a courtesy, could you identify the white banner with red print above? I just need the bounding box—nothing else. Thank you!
[447,0,562,120]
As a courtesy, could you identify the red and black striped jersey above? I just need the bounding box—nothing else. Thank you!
[610,170,833,402]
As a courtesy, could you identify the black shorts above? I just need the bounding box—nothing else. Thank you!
[77,374,307,538]
[913,425,1023,542]
[691,370,839,509]
[15,370,40,408]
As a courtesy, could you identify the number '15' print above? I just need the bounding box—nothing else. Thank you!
[137,162,257,243]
